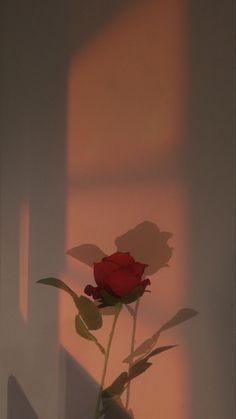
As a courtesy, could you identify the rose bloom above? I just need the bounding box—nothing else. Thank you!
[84,252,150,301]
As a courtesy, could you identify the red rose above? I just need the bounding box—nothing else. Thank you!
[84,251,150,302]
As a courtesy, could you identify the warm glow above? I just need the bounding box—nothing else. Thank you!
[63,0,189,417]
[67,0,187,180]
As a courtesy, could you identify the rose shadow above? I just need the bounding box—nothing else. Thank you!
[67,220,173,275]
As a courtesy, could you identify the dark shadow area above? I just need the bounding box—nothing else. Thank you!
[70,0,133,52]
[62,349,98,419]
[7,376,38,419]
[187,0,235,418]
[0,1,138,418]
[1,0,68,417]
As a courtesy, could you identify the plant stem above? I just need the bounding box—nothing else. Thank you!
[125,298,140,409]
[94,303,122,419]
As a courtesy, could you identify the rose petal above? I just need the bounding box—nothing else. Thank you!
[131,262,148,278]
[138,278,151,297]
[84,285,101,300]
[105,268,140,297]
[103,251,135,267]
[94,261,119,287]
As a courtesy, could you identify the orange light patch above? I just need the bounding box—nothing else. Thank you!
[63,0,189,417]
[67,0,187,180]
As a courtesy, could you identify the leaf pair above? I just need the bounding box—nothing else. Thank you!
[102,345,176,399]
[102,372,129,399]
[37,277,105,353]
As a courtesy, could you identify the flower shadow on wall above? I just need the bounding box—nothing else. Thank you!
[67,220,173,275]
[37,221,198,419]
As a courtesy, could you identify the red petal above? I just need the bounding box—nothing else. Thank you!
[94,261,119,287]
[105,268,140,297]
[138,278,151,296]
[84,285,101,300]
[131,262,148,277]
[103,252,135,267]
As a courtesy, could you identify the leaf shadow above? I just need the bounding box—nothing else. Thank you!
[123,308,198,363]
[67,244,107,267]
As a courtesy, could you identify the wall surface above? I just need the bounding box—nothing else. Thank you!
[0,1,235,419]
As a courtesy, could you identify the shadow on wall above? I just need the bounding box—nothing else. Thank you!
[62,348,98,419]
[1,2,136,419]
[62,349,133,419]
[7,376,38,419]
[67,220,173,276]
[187,0,235,418]
[70,0,132,51]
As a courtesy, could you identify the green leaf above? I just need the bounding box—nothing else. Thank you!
[99,306,116,316]
[75,315,105,354]
[75,315,94,340]
[102,360,153,400]
[129,360,152,380]
[122,347,175,388]
[100,290,120,306]
[101,396,133,418]
[37,277,77,297]
[102,372,129,398]
[159,308,198,332]
[121,286,144,304]
[147,345,177,359]
[76,295,102,330]
[37,277,80,306]
[38,278,103,331]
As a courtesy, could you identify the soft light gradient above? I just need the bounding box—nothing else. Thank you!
[62,1,189,417]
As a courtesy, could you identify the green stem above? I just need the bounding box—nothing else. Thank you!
[94,303,122,419]
[125,298,140,409]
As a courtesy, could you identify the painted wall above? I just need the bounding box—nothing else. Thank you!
[0,1,235,418]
